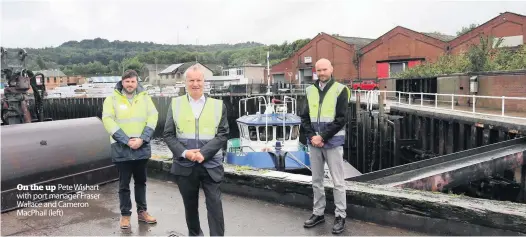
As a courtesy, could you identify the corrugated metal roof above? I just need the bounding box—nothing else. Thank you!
[159,63,183,74]
[422,32,456,42]
[88,76,143,83]
[335,36,375,49]
[89,76,122,83]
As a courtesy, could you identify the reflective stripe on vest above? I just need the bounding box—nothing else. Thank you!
[306,81,348,146]
[306,82,346,128]
[172,96,222,148]
[109,93,151,144]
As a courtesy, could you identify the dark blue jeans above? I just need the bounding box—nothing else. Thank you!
[115,159,148,216]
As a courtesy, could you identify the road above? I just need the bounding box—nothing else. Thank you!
[2,178,425,236]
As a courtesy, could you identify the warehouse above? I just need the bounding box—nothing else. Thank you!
[449,12,526,54]
[269,32,373,85]
[357,27,453,80]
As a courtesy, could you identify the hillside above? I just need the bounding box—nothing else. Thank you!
[2,37,310,76]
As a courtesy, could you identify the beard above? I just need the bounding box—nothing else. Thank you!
[124,87,135,94]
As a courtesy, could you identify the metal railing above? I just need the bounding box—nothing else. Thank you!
[351,89,526,121]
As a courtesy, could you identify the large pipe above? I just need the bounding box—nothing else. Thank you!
[1,117,117,212]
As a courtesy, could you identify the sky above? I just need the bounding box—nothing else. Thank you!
[1,0,526,48]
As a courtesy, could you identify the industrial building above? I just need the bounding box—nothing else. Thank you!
[270,12,526,84]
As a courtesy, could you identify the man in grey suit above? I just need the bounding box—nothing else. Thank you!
[163,66,229,236]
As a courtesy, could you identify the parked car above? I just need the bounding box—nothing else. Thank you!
[352,80,379,90]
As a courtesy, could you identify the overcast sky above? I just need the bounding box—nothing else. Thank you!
[1,0,526,48]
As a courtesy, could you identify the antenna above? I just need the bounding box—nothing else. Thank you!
[266,51,271,96]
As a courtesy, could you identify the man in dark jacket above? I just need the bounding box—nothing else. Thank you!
[102,69,159,229]
[300,58,350,234]
[163,66,229,236]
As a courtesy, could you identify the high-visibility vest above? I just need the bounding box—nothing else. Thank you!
[305,81,349,147]
[102,90,158,144]
[171,95,223,149]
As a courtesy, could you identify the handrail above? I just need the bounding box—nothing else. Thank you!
[351,89,526,120]
[238,96,267,117]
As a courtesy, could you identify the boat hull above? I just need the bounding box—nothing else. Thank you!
[225,151,310,170]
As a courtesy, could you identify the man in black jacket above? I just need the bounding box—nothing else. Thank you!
[300,58,350,234]
[163,66,229,236]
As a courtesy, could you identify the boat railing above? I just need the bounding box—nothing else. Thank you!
[238,96,268,117]
[281,96,297,115]
[228,145,257,154]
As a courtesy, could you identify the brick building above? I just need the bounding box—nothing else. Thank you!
[268,33,373,85]
[358,27,453,79]
[271,12,525,85]
[359,11,525,81]
[449,12,526,54]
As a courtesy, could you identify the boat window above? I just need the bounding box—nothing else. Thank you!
[258,126,273,141]
[276,126,291,141]
[291,125,299,140]
[239,125,246,139]
[248,126,258,141]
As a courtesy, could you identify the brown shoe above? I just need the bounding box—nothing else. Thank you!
[120,216,131,229]
[138,210,157,224]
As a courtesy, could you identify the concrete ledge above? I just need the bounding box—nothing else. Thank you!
[147,159,526,236]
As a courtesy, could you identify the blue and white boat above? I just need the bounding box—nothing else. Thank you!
[225,95,311,172]
[224,51,361,179]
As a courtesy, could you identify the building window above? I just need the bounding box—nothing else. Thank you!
[389,62,408,77]
[237,69,243,75]
[223,70,229,76]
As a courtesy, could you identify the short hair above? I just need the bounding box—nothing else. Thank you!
[122,69,138,80]
[186,65,204,79]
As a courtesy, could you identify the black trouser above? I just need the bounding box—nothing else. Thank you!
[175,164,224,236]
[115,159,148,216]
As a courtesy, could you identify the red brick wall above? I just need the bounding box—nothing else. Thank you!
[269,33,357,84]
[268,57,294,84]
[438,73,526,113]
[359,27,448,79]
[478,73,526,112]
[450,13,526,54]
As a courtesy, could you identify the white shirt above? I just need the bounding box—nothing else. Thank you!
[319,81,327,90]
[181,94,206,158]
[188,94,206,118]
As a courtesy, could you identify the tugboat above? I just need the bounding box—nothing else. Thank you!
[224,52,361,179]
[225,95,311,173]
[225,51,311,173]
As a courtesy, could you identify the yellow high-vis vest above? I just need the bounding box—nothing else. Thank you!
[102,90,158,144]
[171,95,223,149]
[305,81,349,148]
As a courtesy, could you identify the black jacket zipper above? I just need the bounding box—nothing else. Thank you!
[317,85,327,134]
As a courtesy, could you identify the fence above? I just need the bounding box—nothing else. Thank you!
[352,90,526,121]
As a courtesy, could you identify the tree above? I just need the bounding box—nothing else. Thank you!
[394,35,526,79]
[456,23,479,36]
[467,35,503,72]
[36,56,47,70]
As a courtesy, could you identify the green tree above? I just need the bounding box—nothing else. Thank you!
[467,35,503,72]
[456,23,479,36]
[36,56,47,70]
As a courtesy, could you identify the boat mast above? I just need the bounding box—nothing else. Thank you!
[265,51,270,144]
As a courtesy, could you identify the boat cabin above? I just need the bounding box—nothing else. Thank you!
[235,113,302,152]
